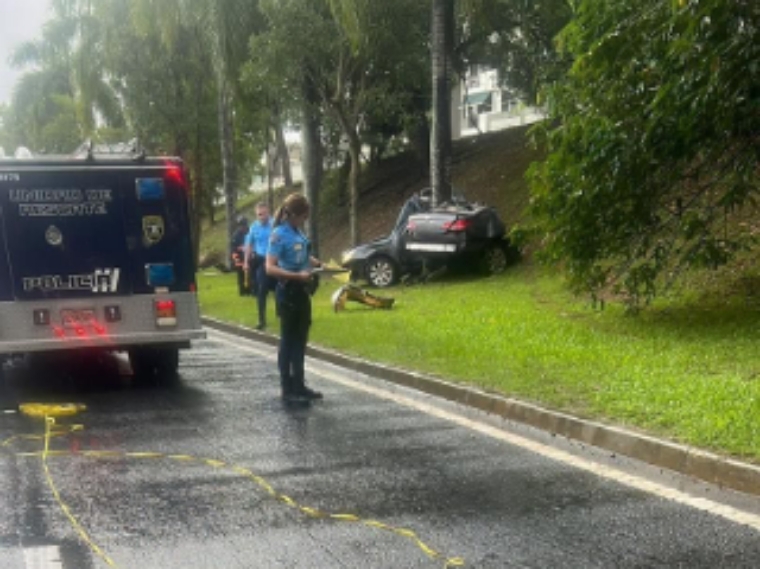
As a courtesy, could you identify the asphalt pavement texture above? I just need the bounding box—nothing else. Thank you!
[0,334,759,568]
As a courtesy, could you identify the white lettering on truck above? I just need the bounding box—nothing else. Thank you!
[9,188,112,216]
[23,268,120,293]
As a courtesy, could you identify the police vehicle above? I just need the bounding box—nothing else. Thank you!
[0,144,204,383]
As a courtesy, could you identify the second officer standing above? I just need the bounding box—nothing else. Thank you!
[243,202,275,330]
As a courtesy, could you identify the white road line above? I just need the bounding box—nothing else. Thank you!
[23,546,64,569]
[210,330,760,532]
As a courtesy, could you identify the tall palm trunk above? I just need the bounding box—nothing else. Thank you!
[346,130,361,246]
[301,72,323,255]
[218,71,238,269]
[272,105,293,187]
[430,0,454,205]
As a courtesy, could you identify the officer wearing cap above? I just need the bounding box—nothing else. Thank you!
[243,202,274,330]
[266,193,323,404]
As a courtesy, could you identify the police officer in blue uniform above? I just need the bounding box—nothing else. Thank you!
[243,202,274,330]
[266,193,323,404]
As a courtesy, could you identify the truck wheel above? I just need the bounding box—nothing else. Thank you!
[366,256,397,288]
[129,347,179,387]
[154,348,180,377]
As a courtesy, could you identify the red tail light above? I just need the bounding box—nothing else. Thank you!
[91,322,108,336]
[155,299,177,327]
[443,219,471,232]
[155,300,176,317]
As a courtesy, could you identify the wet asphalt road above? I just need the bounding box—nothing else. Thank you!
[1,331,760,569]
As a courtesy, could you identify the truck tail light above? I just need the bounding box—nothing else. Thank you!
[164,161,188,194]
[443,219,471,232]
[165,164,185,185]
[155,299,177,327]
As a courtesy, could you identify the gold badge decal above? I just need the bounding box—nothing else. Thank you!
[142,215,165,245]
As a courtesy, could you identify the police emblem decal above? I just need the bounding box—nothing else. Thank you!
[45,225,63,246]
[142,215,165,245]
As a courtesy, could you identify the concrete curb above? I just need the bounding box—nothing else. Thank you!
[202,316,760,497]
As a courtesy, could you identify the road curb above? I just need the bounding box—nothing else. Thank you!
[202,316,760,497]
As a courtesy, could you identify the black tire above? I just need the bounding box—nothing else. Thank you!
[129,347,179,387]
[365,256,397,288]
[481,243,509,275]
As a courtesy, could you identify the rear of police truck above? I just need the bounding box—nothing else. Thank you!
[0,155,204,383]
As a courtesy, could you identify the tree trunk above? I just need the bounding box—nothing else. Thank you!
[301,73,323,256]
[189,168,203,267]
[273,113,293,188]
[217,72,238,269]
[331,104,362,246]
[267,137,275,211]
[410,111,430,177]
[347,130,361,246]
[430,0,454,205]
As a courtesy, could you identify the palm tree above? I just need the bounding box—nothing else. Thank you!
[430,0,454,205]
[133,0,261,266]
[9,0,123,149]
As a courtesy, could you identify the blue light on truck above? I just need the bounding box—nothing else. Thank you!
[146,263,175,287]
[136,178,165,201]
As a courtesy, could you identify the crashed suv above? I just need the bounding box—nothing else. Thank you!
[341,190,518,287]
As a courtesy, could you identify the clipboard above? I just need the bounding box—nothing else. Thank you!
[311,266,349,276]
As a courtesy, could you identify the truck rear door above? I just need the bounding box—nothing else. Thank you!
[0,168,132,300]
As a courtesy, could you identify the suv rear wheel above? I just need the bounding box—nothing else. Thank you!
[366,256,397,287]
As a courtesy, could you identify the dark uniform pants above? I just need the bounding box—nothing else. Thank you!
[256,262,276,326]
[276,282,312,395]
[233,251,248,296]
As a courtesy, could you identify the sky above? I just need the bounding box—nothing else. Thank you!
[0,0,51,105]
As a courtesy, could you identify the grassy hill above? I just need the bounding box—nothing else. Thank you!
[199,125,540,264]
[319,125,540,261]
[198,123,760,308]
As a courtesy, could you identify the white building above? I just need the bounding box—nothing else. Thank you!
[452,65,545,140]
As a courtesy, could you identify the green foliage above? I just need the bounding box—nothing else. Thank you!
[98,1,217,157]
[249,0,428,134]
[454,0,573,101]
[1,0,124,152]
[247,0,430,244]
[2,68,76,152]
[529,0,760,307]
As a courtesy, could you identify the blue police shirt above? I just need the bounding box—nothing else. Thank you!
[245,219,273,257]
[268,223,310,272]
